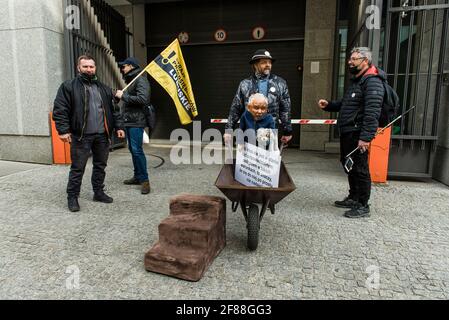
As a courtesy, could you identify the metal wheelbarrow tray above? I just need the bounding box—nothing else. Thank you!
[214,160,296,250]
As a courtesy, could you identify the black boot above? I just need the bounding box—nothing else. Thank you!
[93,191,113,203]
[68,196,80,212]
[123,177,140,185]
[344,203,370,218]
[334,196,359,208]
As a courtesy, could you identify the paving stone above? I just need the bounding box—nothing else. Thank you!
[0,147,449,299]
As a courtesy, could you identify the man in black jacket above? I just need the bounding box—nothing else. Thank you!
[114,57,151,194]
[224,49,292,145]
[53,55,125,212]
[318,47,385,218]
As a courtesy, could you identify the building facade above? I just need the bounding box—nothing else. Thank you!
[0,0,448,185]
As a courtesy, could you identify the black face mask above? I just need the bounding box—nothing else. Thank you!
[349,57,367,75]
[80,72,98,82]
[349,65,360,75]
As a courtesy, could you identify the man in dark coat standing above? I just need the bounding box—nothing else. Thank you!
[318,47,385,218]
[53,55,125,212]
[224,49,292,145]
[114,57,151,195]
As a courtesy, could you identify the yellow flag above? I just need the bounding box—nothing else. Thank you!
[145,39,198,125]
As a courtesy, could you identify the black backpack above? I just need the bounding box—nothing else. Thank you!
[144,104,156,133]
[378,81,400,127]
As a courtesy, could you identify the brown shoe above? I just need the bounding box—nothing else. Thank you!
[141,181,151,194]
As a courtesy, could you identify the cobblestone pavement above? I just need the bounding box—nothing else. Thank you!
[0,146,448,300]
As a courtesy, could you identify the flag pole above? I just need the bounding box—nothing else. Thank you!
[121,67,148,92]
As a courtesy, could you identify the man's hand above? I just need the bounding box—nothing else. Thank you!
[223,133,232,145]
[59,133,71,143]
[318,99,328,109]
[358,140,370,153]
[116,130,125,138]
[115,90,124,99]
[281,135,292,144]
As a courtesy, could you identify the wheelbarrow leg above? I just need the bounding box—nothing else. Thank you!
[240,200,248,221]
[260,198,270,222]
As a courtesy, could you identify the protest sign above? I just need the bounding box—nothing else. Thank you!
[235,143,281,188]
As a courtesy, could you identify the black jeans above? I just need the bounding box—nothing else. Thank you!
[67,133,110,197]
[340,131,371,206]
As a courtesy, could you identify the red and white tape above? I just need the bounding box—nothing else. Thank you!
[210,119,337,125]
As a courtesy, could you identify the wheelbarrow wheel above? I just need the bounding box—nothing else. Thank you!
[247,204,260,251]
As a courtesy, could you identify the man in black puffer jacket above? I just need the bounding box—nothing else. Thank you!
[319,47,385,218]
[114,57,151,194]
[224,49,292,145]
[53,55,125,212]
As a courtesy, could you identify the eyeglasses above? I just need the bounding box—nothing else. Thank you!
[349,57,366,62]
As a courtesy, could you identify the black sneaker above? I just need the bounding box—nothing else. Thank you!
[334,196,359,208]
[93,191,113,203]
[123,177,140,185]
[344,204,370,218]
[68,197,80,212]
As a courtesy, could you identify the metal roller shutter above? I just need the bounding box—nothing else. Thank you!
[146,0,305,146]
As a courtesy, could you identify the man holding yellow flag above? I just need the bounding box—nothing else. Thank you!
[114,57,151,195]
[120,39,198,125]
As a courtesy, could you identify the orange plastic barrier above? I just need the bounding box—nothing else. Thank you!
[50,112,71,164]
[368,127,391,183]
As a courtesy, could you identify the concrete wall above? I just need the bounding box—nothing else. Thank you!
[114,4,147,65]
[0,0,65,164]
[300,0,337,150]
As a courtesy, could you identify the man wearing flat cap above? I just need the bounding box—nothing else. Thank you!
[115,57,151,194]
[224,49,292,145]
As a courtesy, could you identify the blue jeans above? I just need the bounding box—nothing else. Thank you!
[125,127,149,182]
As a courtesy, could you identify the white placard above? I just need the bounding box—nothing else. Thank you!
[235,143,281,188]
[311,61,320,74]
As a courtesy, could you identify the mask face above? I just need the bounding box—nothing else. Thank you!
[348,54,366,75]
[83,72,96,79]
[80,72,97,81]
[349,65,360,75]
[77,59,96,77]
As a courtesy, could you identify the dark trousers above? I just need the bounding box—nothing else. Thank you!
[340,131,371,205]
[67,133,110,197]
[125,127,149,182]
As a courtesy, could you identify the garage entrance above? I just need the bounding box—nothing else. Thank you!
[145,0,306,146]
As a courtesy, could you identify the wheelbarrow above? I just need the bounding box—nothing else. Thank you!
[214,157,296,251]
